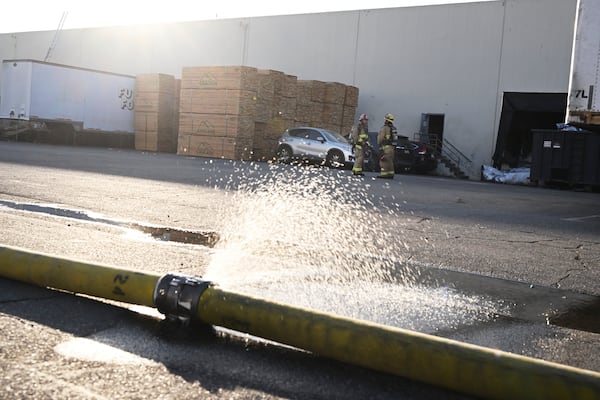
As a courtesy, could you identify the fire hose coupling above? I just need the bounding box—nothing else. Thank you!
[154,273,214,324]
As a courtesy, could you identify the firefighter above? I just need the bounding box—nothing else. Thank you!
[377,113,396,179]
[350,113,370,176]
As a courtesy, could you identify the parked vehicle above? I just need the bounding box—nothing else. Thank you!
[403,136,438,174]
[276,127,355,168]
[364,132,438,174]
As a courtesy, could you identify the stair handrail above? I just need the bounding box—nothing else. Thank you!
[442,138,472,172]
[415,133,473,177]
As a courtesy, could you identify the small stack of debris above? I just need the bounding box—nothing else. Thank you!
[134,74,180,152]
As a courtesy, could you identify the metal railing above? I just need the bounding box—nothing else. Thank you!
[415,133,473,177]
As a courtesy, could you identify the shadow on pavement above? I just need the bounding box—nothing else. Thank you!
[0,277,471,400]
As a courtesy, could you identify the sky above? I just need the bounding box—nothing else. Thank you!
[2,0,493,34]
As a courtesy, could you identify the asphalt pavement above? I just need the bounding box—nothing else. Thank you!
[0,141,599,399]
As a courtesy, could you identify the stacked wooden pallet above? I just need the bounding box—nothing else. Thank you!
[134,74,179,152]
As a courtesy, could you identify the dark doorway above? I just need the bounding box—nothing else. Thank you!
[493,92,566,169]
[420,113,445,151]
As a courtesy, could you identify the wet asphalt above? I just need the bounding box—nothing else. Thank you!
[0,141,599,399]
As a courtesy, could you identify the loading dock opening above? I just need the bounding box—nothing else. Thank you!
[493,92,567,169]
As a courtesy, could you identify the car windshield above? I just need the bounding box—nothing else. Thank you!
[322,129,348,143]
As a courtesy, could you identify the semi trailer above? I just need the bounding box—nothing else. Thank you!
[0,59,135,146]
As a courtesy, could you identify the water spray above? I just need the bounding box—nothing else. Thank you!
[1,244,599,400]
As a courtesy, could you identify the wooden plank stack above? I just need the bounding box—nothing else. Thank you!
[343,85,359,134]
[252,69,298,161]
[294,80,358,137]
[134,74,179,152]
[134,65,360,162]
[177,66,258,160]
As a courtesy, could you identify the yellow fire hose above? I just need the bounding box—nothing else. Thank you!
[1,244,599,400]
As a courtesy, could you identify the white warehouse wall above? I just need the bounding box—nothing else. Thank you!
[352,2,506,175]
[0,0,577,178]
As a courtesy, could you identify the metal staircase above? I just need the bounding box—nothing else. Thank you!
[421,134,472,179]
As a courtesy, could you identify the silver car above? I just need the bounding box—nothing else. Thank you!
[275,127,354,168]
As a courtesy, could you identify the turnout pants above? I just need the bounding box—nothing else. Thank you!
[352,145,365,174]
[379,145,395,177]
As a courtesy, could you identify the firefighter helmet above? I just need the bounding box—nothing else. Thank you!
[359,113,368,121]
[385,113,395,123]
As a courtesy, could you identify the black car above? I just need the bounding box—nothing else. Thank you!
[362,132,438,174]
[399,135,439,174]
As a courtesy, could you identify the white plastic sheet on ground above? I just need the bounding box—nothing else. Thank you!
[481,165,530,184]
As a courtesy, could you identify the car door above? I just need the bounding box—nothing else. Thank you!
[294,129,319,158]
[304,129,328,159]
[286,128,310,156]
[395,136,417,170]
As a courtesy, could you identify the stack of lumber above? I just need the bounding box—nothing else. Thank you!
[177,66,258,160]
[134,74,179,152]
[252,69,298,161]
[252,73,359,161]
[342,85,359,134]
[295,80,358,136]
[134,65,360,162]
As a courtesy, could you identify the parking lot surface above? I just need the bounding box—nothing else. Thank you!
[1,142,599,399]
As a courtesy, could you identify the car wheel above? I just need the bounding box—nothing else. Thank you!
[276,145,293,163]
[326,149,345,168]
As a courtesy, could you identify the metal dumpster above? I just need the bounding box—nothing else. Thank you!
[531,129,600,187]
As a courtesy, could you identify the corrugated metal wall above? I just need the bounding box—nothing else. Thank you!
[0,0,577,177]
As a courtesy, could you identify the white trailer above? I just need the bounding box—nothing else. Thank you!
[0,59,135,133]
[567,0,600,125]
